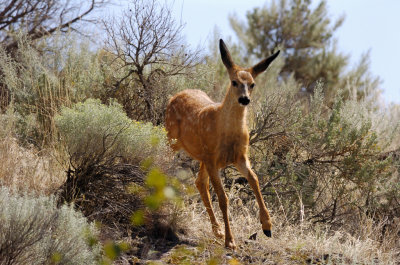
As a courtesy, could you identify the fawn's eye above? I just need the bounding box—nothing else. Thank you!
[249,83,255,89]
[232,80,238,87]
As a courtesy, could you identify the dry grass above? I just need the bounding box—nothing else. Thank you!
[161,182,400,264]
[0,136,64,194]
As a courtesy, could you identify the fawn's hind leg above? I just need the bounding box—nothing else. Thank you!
[195,162,224,239]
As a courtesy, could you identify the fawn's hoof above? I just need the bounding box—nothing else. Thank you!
[249,232,257,240]
[212,226,224,239]
[263,230,272,237]
[225,239,237,250]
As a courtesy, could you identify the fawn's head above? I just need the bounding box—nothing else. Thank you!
[219,39,280,106]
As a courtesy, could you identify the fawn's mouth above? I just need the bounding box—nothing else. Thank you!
[238,96,250,106]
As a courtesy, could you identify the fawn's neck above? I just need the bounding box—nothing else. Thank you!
[219,91,248,131]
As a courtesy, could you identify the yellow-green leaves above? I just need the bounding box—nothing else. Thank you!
[131,209,145,226]
[144,168,177,211]
[50,252,62,264]
[146,168,167,190]
[102,241,130,264]
[130,167,181,228]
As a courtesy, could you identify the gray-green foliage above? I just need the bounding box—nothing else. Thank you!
[248,73,399,224]
[46,33,106,101]
[0,33,105,146]
[55,98,169,175]
[0,187,100,265]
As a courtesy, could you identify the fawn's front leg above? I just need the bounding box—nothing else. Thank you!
[236,156,272,237]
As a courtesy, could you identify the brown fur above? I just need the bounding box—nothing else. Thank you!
[165,39,280,249]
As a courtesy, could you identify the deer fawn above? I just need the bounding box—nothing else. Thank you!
[165,39,280,249]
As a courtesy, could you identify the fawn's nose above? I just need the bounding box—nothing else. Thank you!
[238,96,250,106]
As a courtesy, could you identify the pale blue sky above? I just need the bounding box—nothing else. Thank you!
[171,0,400,105]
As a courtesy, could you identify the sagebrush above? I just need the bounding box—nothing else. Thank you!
[0,187,101,265]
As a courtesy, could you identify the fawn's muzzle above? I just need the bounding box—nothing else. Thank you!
[238,96,250,106]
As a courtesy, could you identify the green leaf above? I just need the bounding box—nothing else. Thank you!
[146,168,167,189]
[131,210,145,226]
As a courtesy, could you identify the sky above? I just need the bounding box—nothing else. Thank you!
[170,0,400,105]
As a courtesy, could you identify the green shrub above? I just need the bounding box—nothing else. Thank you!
[55,98,169,170]
[0,187,100,265]
[54,98,171,201]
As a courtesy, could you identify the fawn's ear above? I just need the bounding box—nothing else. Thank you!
[250,50,280,78]
[219,39,234,70]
